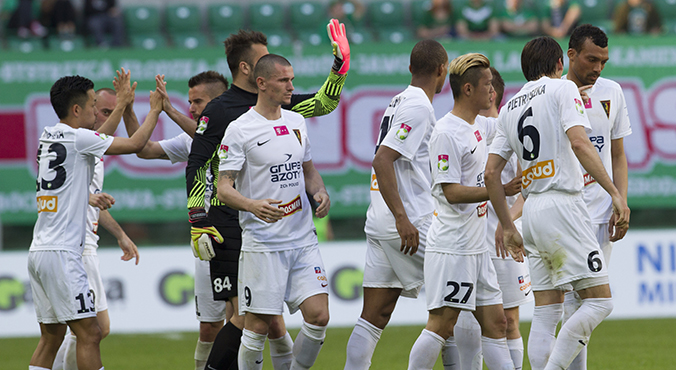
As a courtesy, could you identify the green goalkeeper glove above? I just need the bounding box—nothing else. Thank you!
[327,18,350,75]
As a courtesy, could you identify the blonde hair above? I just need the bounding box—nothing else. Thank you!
[448,53,490,99]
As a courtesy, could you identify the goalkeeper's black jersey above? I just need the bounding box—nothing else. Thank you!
[186,72,346,227]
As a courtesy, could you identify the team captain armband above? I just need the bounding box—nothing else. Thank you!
[291,72,346,118]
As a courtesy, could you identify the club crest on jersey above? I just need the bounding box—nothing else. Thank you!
[278,195,302,217]
[574,98,585,115]
[218,144,228,160]
[477,201,487,217]
[196,116,209,135]
[601,100,611,119]
[438,154,449,172]
[37,196,58,213]
[474,130,482,142]
[274,126,289,136]
[94,132,109,140]
[395,123,411,141]
[293,129,302,145]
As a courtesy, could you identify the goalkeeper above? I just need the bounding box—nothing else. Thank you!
[186,20,350,370]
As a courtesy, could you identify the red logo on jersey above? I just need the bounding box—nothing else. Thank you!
[274,126,289,136]
[477,201,487,217]
[278,195,302,217]
[37,196,58,213]
[474,130,482,142]
[584,99,592,109]
[583,172,596,186]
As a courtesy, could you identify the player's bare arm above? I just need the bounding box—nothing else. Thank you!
[486,153,525,262]
[155,74,198,137]
[441,175,521,204]
[567,125,630,227]
[105,89,163,155]
[121,102,169,160]
[89,192,115,210]
[609,137,629,241]
[372,145,419,255]
[97,68,137,135]
[217,170,284,223]
[302,160,330,218]
[98,209,139,265]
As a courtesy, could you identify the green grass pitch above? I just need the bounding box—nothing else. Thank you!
[2,319,675,369]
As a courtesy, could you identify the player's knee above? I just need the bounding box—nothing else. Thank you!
[307,310,330,327]
[485,314,508,337]
[505,314,519,333]
[99,324,110,339]
[199,321,223,341]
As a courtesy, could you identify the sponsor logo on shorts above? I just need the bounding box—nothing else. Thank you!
[196,116,209,135]
[438,154,449,172]
[274,125,289,136]
[218,144,228,161]
[395,123,411,141]
[278,195,302,217]
[574,98,585,115]
[474,130,482,142]
[370,174,379,191]
[315,267,322,274]
[37,195,58,213]
[518,275,524,284]
[583,172,596,186]
[522,160,555,189]
[477,201,487,217]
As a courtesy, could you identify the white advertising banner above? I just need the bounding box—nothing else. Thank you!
[1,229,675,337]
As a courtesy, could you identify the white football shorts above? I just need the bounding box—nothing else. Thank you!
[194,258,227,322]
[82,254,108,312]
[523,192,609,291]
[593,222,612,265]
[28,250,97,324]
[362,215,430,298]
[238,244,328,315]
[425,250,503,311]
[490,218,534,309]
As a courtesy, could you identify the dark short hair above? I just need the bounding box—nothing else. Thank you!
[448,53,490,99]
[254,54,292,80]
[568,24,608,52]
[410,39,448,76]
[521,36,563,81]
[95,87,116,96]
[223,30,268,78]
[50,75,94,119]
[490,67,505,107]
[188,71,229,99]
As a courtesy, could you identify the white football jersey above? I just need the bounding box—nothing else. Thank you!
[219,108,317,252]
[84,157,104,254]
[30,123,113,253]
[427,113,495,254]
[159,132,193,164]
[364,86,437,239]
[563,75,632,224]
[490,76,591,198]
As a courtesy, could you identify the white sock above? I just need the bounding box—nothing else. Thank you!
[454,311,482,370]
[29,367,50,370]
[238,329,267,370]
[407,329,445,370]
[344,318,382,370]
[481,336,515,370]
[194,340,213,370]
[63,334,77,370]
[290,321,326,370]
[544,298,613,370]
[270,331,294,370]
[563,291,586,370]
[528,304,563,370]
[441,336,460,370]
[507,338,524,370]
[52,335,68,370]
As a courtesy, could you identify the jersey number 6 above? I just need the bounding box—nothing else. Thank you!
[517,107,540,161]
